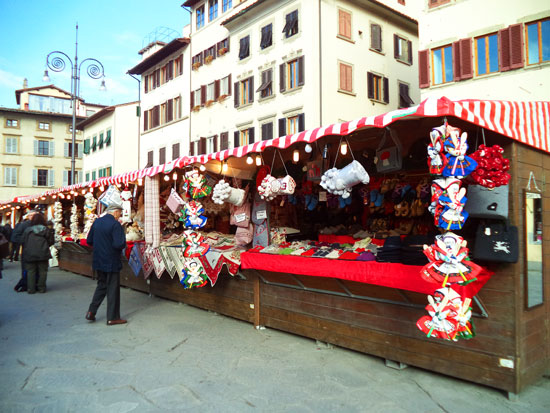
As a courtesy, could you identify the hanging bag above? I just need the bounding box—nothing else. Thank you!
[465,184,509,219]
[473,220,518,263]
[375,127,402,173]
[166,188,186,215]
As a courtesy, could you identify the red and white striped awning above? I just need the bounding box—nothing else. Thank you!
[2,97,548,206]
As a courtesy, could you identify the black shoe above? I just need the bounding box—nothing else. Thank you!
[85,312,96,321]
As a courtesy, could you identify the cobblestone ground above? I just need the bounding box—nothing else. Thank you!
[1,260,549,412]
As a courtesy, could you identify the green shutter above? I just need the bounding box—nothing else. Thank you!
[105,130,112,146]
[92,136,97,151]
[83,139,90,154]
[98,132,104,148]
[92,170,96,180]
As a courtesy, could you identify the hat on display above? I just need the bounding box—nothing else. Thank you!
[105,203,123,213]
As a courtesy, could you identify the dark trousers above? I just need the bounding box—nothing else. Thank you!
[88,271,121,321]
[26,261,49,293]
[10,243,20,260]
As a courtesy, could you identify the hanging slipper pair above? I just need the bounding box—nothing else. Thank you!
[369,190,383,213]
[338,195,352,209]
[305,194,318,211]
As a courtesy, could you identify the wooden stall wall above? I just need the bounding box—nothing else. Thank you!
[513,142,550,393]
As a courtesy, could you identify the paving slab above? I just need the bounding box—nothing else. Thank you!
[1,260,549,412]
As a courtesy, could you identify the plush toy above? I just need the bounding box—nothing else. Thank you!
[421,232,481,286]
[321,160,370,199]
[441,125,477,178]
[416,288,474,341]
[469,144,511,188]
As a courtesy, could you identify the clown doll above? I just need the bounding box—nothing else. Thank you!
[441,125,477,178]
[427,126,448,175]
[436,178,468,230]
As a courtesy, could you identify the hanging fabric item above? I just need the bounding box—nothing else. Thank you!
[469,144,511,188]
[252,192,271,247]
[128,244,143,277]
[421,232,481,286]
[151,248,166,279]
[182,230,210,257]
[166,188,186,215]
[184,170,212,199]
[120,187,133,223]
[180,258,208,289]
[98,185,122,207]
[427,125,448,175]
[212,179,246,206]
[321,160,370,199]
[180,200,207,229]
[70,203,80,240]
[441,124,477,178]
[416,288,475,341]
[375,128,403,173]
[138,243,155,279]
[258,175,296,201]
[144,175,161,248]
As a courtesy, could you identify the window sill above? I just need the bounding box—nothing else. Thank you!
[368,98,388,105]
[283,32,300,41]
[260,44,274,53]
[236,102,253,110]
[524,60,550,70]
[338,89,356,96]
[238,56,251,63]
[282,86,303,96]
[337,35,355,44]
[259,94,276,103]
[369,48,385,56]
[396,58,412,66]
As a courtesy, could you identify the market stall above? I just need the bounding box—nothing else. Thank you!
[4,97,549,397]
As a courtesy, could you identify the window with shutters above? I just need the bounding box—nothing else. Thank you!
[5,136,18,154]
[217,38,229,56]
[239,35,250,60]
[206,82,215,104]
[257,68,273,99]
[161,65,167,84]
[193,89,201,109]
[338,62,353,93]
[526,18,550,65]
[475,33,499,75]
[221,75,231,97]
[428,0,451,8]
[283,10,299,38]
[204,45,217,63]
[367,72,389,103]
[172,143,180,160]
[261,122,273,141]
[159,147,166,164]
[192,53,203,70]
[279,114,305,137]
[37,140,51,156]
[197,5,205,29]
[239,129,250,146]
[37,121,51,131]
[287,116,299,135]
[4,166,17,186]
[431,45,453,84]
[175,55,183,76]
[394,35,412,64]
[91,170,96,180]
[66,142,81,158]
[208,0,218,21]
[288,59,299,90]
[338,9,352,41]
[206,136,217,154]
[37,169,48,186]
[398,82,414,108]
[174,96,182,118]
[146,151,153,167]
[239,77,253,106]
[92,135,97,151]
[84,138,90,154]
[98,132,104,149]
[220,132,229,150]
[5,119,19,128]
[260,24,273,50]
[223,0,232,13]
[370,24,382,52]
[85,172,90,182]
[105,129,112,146]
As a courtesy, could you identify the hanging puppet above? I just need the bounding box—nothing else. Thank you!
[441,124,478,178]
[180,200,207,229]
[184,170,212,199]
[421,232,481,286]
[427,125,448,175]
[180,258,208,289]
[182,230,210,258]
[430,177,468,230]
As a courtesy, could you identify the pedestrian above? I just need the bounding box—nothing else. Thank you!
[85,203,127,326]
[12,210,39,292]
[10,221,24,261]
[21,212,54,294]
[0,225,11,279]
[3,224,13,261]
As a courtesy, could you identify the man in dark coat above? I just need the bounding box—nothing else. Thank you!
[85,203,127,326]
[11,210,39,291]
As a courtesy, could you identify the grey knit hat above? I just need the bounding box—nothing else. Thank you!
[104,203,123,213]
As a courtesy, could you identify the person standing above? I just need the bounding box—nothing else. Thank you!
[22,212,54,294]
[3,224,13,262]
[85,203,127,326]
[11,210,38,291]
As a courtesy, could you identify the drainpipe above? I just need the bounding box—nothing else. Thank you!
[318,0,323,127]
[128,73,141,169]
[182,6,193,157]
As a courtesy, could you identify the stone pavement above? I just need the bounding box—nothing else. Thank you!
[1,260,549,413]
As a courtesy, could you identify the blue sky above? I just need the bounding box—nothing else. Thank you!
[0,0,190,108]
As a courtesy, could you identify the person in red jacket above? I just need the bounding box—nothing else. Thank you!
[85,203,127,326]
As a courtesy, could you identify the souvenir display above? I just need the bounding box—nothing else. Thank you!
[181,258,208,289]
[180,200,207,229]
[441,125,477,178]
[53,201,63,242]
[469,144,510,188]
[98,185,122,207]
[427,126,448,175]
[212,179,246,206]
[258,175,296,201]
[421,232,481,286]
[70,203,80,240]
[184,170,212,199]
[416,288,474,341]
[166,188,185,215]
[465,184,509,219]
[83,192,98,235]
[375,128,403,173]
[128,244,143,276]
[182,230,210,257]
[320,160,370,199]
[430,178,468,230]
[473,220,519,263]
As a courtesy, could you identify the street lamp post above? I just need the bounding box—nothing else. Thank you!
[43,23,105,185]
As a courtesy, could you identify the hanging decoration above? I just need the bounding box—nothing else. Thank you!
[430,178,468,230]
[212,179,246,206]
[427,125,448,175]
[441,124,477,178]
[98,185,122,207]
[180,200,207,229]
[321,160,370,199]
[184,170,212,199]
[83,192,98,235]
[70,202,80,240]
[53,201,63,242]
[182,230,210,258]
[469,144,511,188]
[120,187,133,223]
[180,258,208,289]
[421,232,481,287]
[416,288,475,341]
[258,175,296,201]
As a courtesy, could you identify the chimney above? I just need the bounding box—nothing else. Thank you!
[23,78,28,89]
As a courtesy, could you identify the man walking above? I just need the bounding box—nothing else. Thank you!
[85,203,127,326]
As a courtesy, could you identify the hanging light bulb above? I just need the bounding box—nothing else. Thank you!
[293,149,300,163]
[163,174,170,181]
[138,178,143,186]
[305,144,312,153]
[100,186,105,191]
[66,195,71,200]
[255,156,262,166]
[81,189,86,194]
[222,162,228,174]
[340,142,348,155]
[52,195,57,199]
[172,172,178,181]
[199,164,206,172]
[246,155,253,165]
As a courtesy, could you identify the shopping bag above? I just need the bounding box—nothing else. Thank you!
[230,201,251,228]
[465,185,508,219]
[376,128,402,173]
[166,188,186,215]
[473,220,518,263]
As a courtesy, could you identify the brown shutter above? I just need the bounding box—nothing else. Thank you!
[394,34,399,59]
[178,55,183,75]
[345,11,351,38]
[234,131,239,148]
[249,76,254,102]
[367,72,374,98]
[144,111,149,131]
[220,132,228,150]
[383,77,389,103]
[339,63,345,90]
[234,81,239,107]
[147,151,153,167]
[298,113,305,132]
[190,91,194,109]
[228,74,232,95]
[298,56,305,86]
[371,24,381,51]
[199,137,206,155]
[418,50,430,88]
[168,60,174,80]
[167,99,173,122]
[189,141,194,156]
[249,127,255,143]
[214,79,220,99]
[159,147,166,164]
[452,41,461,81]
[172,143,180,160]
[280,63,286,92]
[213,135,218,152]
[459,38,473,79]
[144,75,148,93]
[201,85,206,106]
[407,40,413,64]
[509,23,524,69]
[278,118,286,137]
[499,27,511,71]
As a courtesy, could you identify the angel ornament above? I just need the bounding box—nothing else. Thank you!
[427,126,448,175]
[421,232,481,286]
[442,125,477,178]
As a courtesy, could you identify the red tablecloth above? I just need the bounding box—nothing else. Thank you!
[317,234,387,246]
[240,251,492,298]
[79,239,140,260]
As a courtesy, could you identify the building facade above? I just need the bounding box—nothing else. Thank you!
[418,0,550,100]
[183,0,419,156]
[78,101,140,182]
[128,38,191,169]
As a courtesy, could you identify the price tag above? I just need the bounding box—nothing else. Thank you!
[256,210,267,220]
[319,191,327,202]
[235,213,247,223]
